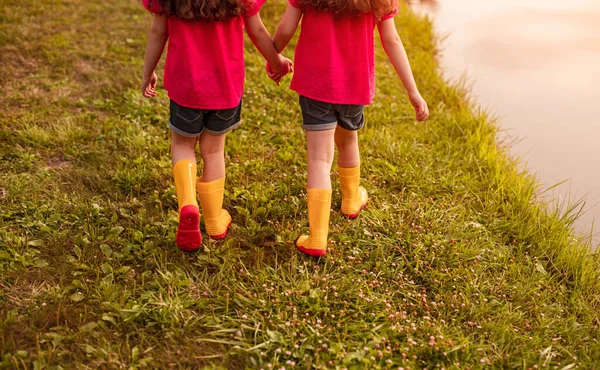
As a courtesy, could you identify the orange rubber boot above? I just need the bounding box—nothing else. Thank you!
[339,166,368,219]
[196,177,232,240]
[296,189,332,257]
[173,160,201,252]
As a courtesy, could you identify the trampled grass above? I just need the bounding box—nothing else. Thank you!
[1,0,599,368]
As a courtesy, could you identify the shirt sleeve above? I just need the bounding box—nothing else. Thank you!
[381,8,399,21]
[288,0,303,9]
[244,0,267,17]
[142,0,162,14]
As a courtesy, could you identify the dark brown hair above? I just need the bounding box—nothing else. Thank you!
[300,0,398,21]
[154,0,255,21]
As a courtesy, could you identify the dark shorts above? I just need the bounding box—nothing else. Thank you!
[299,95,365,131]
[169,99,242,137]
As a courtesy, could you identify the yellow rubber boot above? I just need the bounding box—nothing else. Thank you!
[339,166,368,219]
[196,177,232,240]
[173,160,201,252]
[296,189,332,257]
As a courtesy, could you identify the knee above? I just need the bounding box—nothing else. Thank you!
[200,145,224,159]
[172,133,198,149]
[199,133,225,157]
[335,131,358,148]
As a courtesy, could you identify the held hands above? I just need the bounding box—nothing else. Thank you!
[409,91,429,122]
[266,55,294,85]
[141,72,158,98]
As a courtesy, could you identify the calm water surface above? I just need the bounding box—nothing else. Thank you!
[411,0,600,247]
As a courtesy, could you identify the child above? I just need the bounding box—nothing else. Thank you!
[141,0,292,252]
[269,0,429,257]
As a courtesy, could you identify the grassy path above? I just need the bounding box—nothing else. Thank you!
[1,0,599,368]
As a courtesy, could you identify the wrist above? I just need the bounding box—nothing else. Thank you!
[407,89,420,97]
[271,56,284,69]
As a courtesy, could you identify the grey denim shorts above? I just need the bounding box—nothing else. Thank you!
[169,99,242,137]
[299,95,365,131]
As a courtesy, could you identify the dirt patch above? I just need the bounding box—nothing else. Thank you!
[45,157,70,170]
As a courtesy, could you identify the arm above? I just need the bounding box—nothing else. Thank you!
[377,18,429,121]
[141,15,168,98]
[244,13,290,76]
[273,4,303,53]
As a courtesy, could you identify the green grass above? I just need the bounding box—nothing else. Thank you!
[1,0,599,368]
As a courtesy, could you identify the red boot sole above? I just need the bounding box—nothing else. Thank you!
[176,205,202,252]
[342,201,368,219]
[295,237,327,257]
[209,219,232,240]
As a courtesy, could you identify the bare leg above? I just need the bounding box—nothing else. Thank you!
[296,129,335,257]
[334,126,360,168]
[170,132,201,251]
[198,131,226,182]
[334,127,367,218]
[306,129,336,189]
[197,131,231,239]
[171,132,198,164]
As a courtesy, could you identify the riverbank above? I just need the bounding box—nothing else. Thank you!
[411,0,600,247]
[1,0,598,368]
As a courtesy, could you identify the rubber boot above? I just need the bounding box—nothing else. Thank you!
[173,160,201,252]
[296,189,332,257]
[339,166,368,219]
[196,177,232,240]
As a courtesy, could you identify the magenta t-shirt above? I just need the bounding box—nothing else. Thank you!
[288,0,397,105]
[142,0,265,110]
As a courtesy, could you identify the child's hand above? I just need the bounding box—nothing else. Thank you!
[265,62,281,85]
[409,91,429,122]
[141,72,158,98]
[266,56,294,85]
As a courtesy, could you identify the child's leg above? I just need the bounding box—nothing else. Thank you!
[198,131,226,182]
[196,131,232,240]
[296,129,335,257]
[335,126,360,168]
[335,126,368,218]
[307,130,335,189]
[171,132,202,252]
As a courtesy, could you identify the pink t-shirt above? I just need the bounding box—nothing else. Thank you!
[288,0,397,105]
[142,0,265,109]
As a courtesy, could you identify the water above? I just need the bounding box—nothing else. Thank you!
[411,0,600,247]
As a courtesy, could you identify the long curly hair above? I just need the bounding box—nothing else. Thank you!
[153,0,255,21]
[301,0,398,21]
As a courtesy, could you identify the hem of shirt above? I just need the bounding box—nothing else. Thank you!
[288,0,302,9]
[244,0,267,17]
[380,10,398,22]
[168,93,242,111]
[291,87,373,106]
